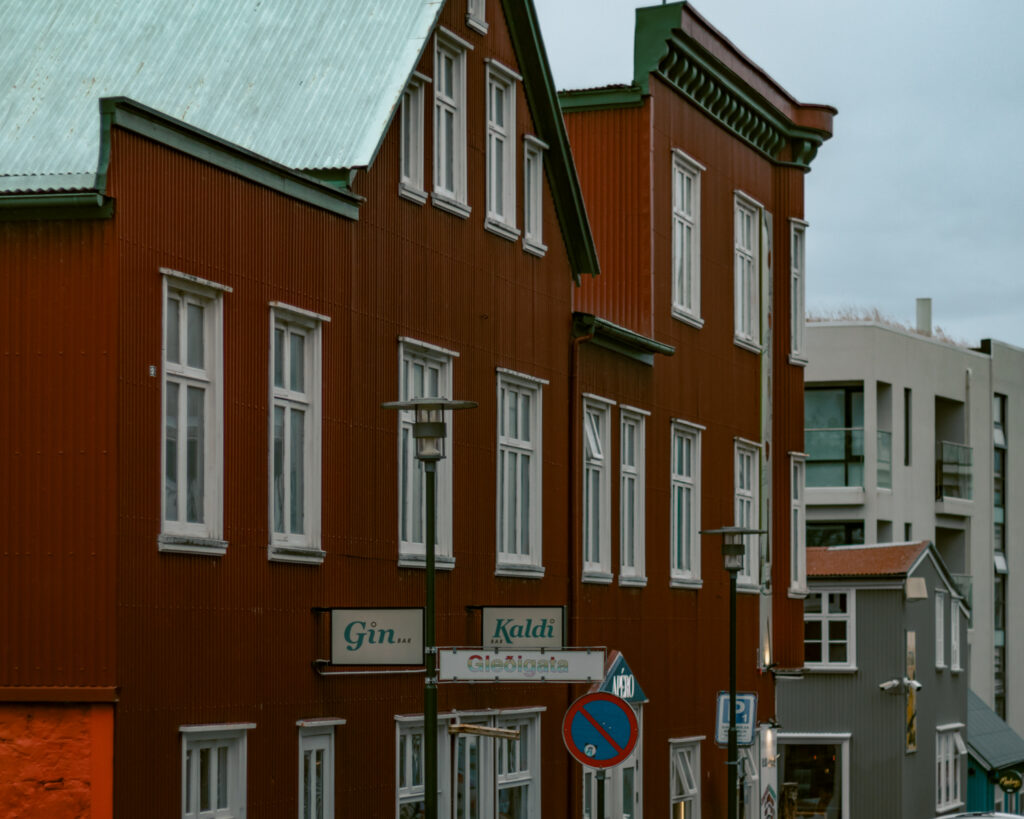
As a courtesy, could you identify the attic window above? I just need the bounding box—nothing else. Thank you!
[467,0,487,35]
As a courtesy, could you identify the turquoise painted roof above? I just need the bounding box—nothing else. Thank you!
[0,0,442,193]
[968,688,1024,771]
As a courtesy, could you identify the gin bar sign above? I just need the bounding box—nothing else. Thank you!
[330,608,423,665]
[481,606,564,648]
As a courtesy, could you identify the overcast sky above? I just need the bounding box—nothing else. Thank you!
[533,0,1024,349]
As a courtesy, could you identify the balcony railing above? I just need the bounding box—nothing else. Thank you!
[877,430,892,489]
[936,440,972,500]
[805,427,864,488]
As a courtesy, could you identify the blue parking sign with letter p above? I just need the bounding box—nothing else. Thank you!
[715,691,757,746]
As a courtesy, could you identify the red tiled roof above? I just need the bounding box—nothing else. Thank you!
[807,541,930,578]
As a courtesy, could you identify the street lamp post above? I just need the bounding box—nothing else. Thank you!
[382,397,476,819]
[701,525,765,819]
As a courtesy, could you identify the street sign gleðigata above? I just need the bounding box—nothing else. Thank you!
[562,692,639,769]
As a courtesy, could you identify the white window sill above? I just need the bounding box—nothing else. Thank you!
[495,563,545,579]
[619,575,647,588]
[788,354,808,367]
[399,182,429,205]
[670,578,703,591]
[582,570,614,585]
[158,534,227,556]
[936,664,947,672]
[737,582,761,594]
[935,803,965,815]
[951,667,963,674]
[398,554,456,571]
[671,309,705,330]
[733,336,763,354]
[803,665,858,674]
[268,544,325,565]
[466,14,488,35]
[432,193,471,219]
[788,587,809,599]
[523,238,547,257]
[484,217,521,242]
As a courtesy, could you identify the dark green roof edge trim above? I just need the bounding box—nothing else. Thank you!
[501,0,600,284]
[558,86,644,112]
[0,192,114,221]
[633,2,830,170]
[573,312,675,366]
[98,98,362,220]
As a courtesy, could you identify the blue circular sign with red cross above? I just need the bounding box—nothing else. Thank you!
[562,692,639,769]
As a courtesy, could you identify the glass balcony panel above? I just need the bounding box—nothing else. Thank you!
[936,441,973,500]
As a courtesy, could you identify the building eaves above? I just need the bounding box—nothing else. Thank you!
[968,689,1024,771]
[572,313,675,365]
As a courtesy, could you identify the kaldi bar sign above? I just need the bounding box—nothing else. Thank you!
[439,648,605,682]
[482,606,564,648]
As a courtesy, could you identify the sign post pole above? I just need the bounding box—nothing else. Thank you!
[425,461,437,819]
[728,564,738,819]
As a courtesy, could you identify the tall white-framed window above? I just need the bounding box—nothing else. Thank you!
[400,72,430,204]
[804,590,856,669]
[936,725,967,812]
[790,219,808,362]
[523,136,548,256]
[950,597,962,671]
[160,268,230,556]
[671,149,704,325]
[935,589,947,669]
[433,28,473,217]
[670,738,701,819]
[670,420,703,587]
[297,720,343,819]
[466,0,487,34]
[734,439,761,586]
[398,338,457,567]
[396,720,445,818]
[620,407,648,585]
[269,303,327,564]
[495,713,541,818]
[496,369,546,576]
[180,723,253,819]
[734,192,764,350]
[790,454,808,594]
[485,59,521,240]
[583,396,614,582]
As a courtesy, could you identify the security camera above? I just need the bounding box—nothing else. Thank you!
[879,679,901,692]
[903,678,923,691]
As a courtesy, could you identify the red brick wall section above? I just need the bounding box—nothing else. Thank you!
[0,704,113,818]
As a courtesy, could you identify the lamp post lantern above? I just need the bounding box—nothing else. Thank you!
[701,525,765,819]
[382,397,476,819]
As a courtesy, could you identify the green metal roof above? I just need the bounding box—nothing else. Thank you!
[0,0,442,193]
[968,689,1024,771]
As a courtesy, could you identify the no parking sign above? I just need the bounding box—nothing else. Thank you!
[562,692,639,769]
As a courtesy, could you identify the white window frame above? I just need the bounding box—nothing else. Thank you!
[433,28,472,218]
[804,589,856,670]
[935,589,947,669]
[297,720,343,819]
[790,454,808,595]
[670,737,702,819]
[399,72,430,204]
[733,192,764,351]
[671,149,705,327]
[734,439,761,587]
[950,597,962,671]
[397,338,458,568]
[160,269,230,556]
[789,219,808,364]
[180,723,253,819]
[936,725,967,812]
[619,407,648,586]
[496,368,547,577]
[466,0,487,34]
[671,420,703,588]
[268,303,327,564]
[523,135,548,256]
[583,395,615,582]
[485,59,521,240]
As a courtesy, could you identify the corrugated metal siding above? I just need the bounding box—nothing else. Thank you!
[0,217,117,689]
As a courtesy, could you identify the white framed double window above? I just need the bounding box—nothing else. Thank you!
[734,193,764,350]
[297,720,343,819]
[485,59,521,240]
[496,369,546,575]
[804,590,855,669]
[790,219,808,362]
[433,29,472,217]
[935,589,947,668]
[790,454,808,595]
[583,396,614,582]
[523,136,548,256]
[399,73,430,204]
[180,723,253,819]
[398,339,457,567]
[671,149,704,325]
[670,738,701,818]
[734,439,761,586]
[950,597,962,671]
[160,269,229,555]
[936,726,967,812]
[620,407,648,585]
[671,421,703,587]
[269,303,327,563]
